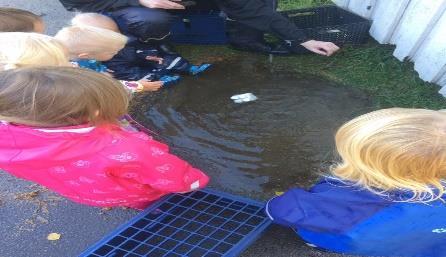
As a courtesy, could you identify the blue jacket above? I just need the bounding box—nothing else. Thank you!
[266,178,446,257]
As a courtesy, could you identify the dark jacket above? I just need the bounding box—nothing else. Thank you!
[58,0,307,42]
[104,44,157,81]
[58,0,140,12]
[217,0,307,42]
[104,42,190,81]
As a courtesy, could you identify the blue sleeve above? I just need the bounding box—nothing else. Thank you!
[266,180,393,233]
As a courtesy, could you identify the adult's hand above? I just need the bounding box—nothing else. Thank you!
[301,40,340,56]
[139,0,185,9]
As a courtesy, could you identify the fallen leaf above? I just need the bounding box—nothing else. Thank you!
[275,191,284,196]
[15,191,40,200]
[47,233,61,241]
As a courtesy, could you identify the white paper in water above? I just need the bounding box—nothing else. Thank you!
[231,93,258,103]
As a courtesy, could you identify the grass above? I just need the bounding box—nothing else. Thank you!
[177,0,446,110]
[278,0,332,10]
[272,43,446,109]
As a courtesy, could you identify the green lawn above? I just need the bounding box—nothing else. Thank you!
[179,0,446,110]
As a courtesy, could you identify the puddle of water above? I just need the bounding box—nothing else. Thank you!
[131,56,373,199]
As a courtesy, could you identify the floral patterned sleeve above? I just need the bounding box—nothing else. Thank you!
[105,129,209,193]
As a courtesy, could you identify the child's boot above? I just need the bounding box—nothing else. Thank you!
[189,64,212,76]
[159,75,181,87]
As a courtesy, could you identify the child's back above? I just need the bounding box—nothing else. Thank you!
[267,177,446,257]
[0,67,209,209]
[267,108,446,257]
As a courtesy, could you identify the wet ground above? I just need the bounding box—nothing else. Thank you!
[131,57,372,200]
[0,1,371,256]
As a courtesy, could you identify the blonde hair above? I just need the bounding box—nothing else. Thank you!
[0,66,129,127]
[55,25,127,58]
[331,108,446,202]
[0,33,69,70]
[71,13,120,32]
[0,8,42,32]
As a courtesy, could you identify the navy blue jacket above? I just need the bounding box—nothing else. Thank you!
[104,41,191,81]
[267,178,446,257]
[104,43,156,81]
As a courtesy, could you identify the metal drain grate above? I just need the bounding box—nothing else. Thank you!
[79,189,272,257]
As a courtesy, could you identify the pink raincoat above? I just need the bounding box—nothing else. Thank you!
[0,120,209,209]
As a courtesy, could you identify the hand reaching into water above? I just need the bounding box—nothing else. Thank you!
[139,0,185,9]
[301,40,340,56]
[138,80,164,91]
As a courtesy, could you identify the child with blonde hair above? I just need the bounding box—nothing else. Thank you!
[0,32,69,70]
[0,67,209,209]
[56,25,127,63]
[267,108,446,257]
[0,32,145,94]
[55,25,167,91]
[0,8,44,33]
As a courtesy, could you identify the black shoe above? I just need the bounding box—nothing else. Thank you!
[226,20,271,54]
[275,40,312,54]
[269,43,294,55]
[229,41,272,53]
[226,20,291,55]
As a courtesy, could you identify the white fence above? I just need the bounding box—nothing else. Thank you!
[333,0,446,95]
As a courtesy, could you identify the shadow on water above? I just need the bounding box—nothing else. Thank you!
[131,55,374,199]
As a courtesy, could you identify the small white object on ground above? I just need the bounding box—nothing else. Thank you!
[231,93,258,103]
[47,233,61,241]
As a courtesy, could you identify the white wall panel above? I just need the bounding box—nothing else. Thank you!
[391,0,446,61]
[413,11,446,83]
[369,0,411,43]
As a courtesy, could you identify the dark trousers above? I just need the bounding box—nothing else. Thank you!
[108,2,220,43]
[107,0,304,45]
[110,7,174,42]
[221,0,277,44]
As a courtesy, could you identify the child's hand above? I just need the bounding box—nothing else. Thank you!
[138,80,164,91]
[146,56,164,64]
[139,0,185,9]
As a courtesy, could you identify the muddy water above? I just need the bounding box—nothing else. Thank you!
[131,57,373,199]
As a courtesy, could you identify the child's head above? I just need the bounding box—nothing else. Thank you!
[0,32,69,71]
[0,8,44,33]
[0,66,129,127]
[332,108,446,202]
[55,25,127,61]
[72,13,120,33]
